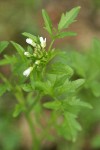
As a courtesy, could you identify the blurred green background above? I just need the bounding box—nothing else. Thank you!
[0,0,100,150]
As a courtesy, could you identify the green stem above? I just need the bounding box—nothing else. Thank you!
[14,89,40,149]
[29,92,43,113]
[48,39,55,51]
[25,112,40,150]
[41,111,57,140]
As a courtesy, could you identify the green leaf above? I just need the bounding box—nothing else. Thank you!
[30,74,35,89]
[57,79,84,95]
[72,79,85,89]
[63,112,82,141]
[57,112,82,141]
[0,84,7,96]
[56,32,77,39]
[22,32,37,42]
[67,98,93,109]
[43,100,61,110]
[69,51,87,78]
[0,73,12,90]
[49,62,74,78]
[91,81,100,97]
[13,104,24,117]
[92,39,100,60]
[21,83,33,92]
[27,46,33,54]
[34,81,51,94]
[46,74,56,86]
[35,81,46,91]
[11,41,25,59]
[58,7,80,30]
[0,55,16,66]
[42,9,53,35]
[0,41,9,54]
[53,75,68,88]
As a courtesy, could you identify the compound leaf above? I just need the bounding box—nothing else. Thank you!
[42,9,53,35]
[58,7,80,31]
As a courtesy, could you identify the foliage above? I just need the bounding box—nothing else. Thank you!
[0,6,99,150]
[56,38,100,150]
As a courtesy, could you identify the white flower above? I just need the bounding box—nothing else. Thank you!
[26,38,33,44]
[40,37,46,48]
[26,38,36,47]
[23,67,33,77]
[24,52,30,57]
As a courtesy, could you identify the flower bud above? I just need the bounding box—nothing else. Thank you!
[26,38,36,47]
[24,52,31,57]
[23,67,33,77]
[40,37,46,48]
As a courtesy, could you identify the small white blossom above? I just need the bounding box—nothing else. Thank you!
[26,38,33,44]
[24,52,30,57]
[40,37,46,48]
[23,67,33,77]
[35,60,40,65]
[26,38,36,47]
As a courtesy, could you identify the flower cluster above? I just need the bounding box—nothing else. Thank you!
[23,36,47,77]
